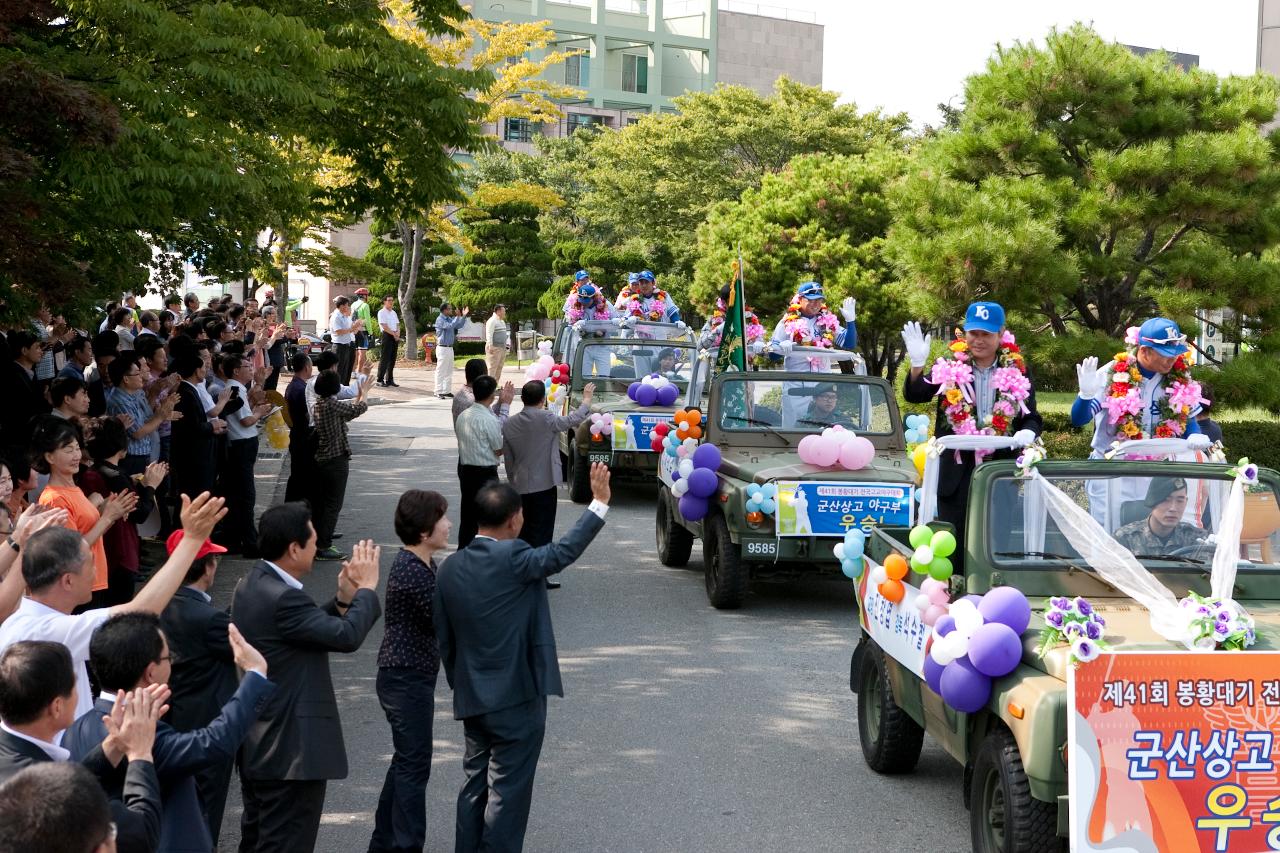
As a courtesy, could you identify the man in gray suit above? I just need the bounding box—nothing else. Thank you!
[434,463,611,853]
[231,502,382,853]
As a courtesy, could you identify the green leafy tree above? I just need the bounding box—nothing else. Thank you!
[535,240,649,317]
[888,25,1280,353]
[695,150,914,375]
[583,78,910,276]
[448,202,551,322]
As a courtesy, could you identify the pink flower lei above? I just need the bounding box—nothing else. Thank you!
[928,331,1029,441]
[563,286,612,322]
[706,298,765,345]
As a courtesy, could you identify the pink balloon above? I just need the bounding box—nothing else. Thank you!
[797,434,820,465]
[810,436,840,467]
[839,436,875,470]
[923,604,948,627]
[676,445,689,458]
[928,585,951,607]
[920,578,945,596]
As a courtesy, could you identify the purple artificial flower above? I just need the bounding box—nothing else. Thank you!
[1073,638,1100,662]
[1073,597,1093,616]
[1064,622,1084,639]
[1049,596,1070,611]
[1045,610,1064,628]
[1243,464,1259,483]
[1091,614,1106,628]
[1085,621,1102,640]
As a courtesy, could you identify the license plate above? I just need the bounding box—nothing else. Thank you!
[588,452,611,465]
[744,539,778,558]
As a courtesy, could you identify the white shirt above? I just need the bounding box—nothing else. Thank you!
[329,310,355,344]
[224,379,256,441]
[304,373,357,427]
[377,308,399,335]
[585,500,609,520]
[263,560,304,590]
[185,379,215,414]
[0,598,113,720]
[0,721,70,762]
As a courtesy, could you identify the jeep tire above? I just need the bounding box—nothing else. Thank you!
[567,442,592,504]
[703,511,747,609]
[857,643,924,774]
[970,727,1062,853]
[657,487,694,567]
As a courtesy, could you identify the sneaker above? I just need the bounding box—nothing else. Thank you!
[436,394,448,400]
[316,547,347,561]
[387,382,400,387]
[331,533,343,540]
[443,392,454,398]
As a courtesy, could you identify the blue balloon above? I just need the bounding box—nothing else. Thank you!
[843,528,866,559]
[665,445,678,457]
[745,497,762,512]
[746,483,762,498]
[761,483,778,499]
[905,429,919,444]
[840,558,861,579]
[760,498,776,515]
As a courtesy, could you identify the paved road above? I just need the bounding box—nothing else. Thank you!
[211,387,968,852]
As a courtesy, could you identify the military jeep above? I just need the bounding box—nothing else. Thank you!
[656,370,912,609]
[849,456,1280,852]
[556,320,701,503]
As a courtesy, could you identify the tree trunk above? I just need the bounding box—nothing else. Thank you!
[398,221,425,360]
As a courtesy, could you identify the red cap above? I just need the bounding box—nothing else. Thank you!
[165,530,228,560]
[355,287,370,296]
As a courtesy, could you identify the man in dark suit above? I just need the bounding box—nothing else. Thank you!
[283,353,316,505]
[434,463,611,852]
[170,353,227,500]
[63,612,276,853]
[0,640,164,853]
[901,301,1042,560]
[159,531,236,845]
[231,502,382,853]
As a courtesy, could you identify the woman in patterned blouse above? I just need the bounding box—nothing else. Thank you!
[370,489,452,853]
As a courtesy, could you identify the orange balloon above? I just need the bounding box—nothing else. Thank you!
[673,410,688,425]
[687,424,703,440]
[686,408,702,423]
[878,579,905,604]
[675,428,689,440]
[883,553,909,580]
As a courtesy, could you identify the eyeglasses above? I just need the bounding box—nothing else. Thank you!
[1141,333,1186,346]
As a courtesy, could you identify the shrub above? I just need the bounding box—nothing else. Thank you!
[1020,331,1118,393]
[1220,421,1280,472]
[1196,354,1280,415]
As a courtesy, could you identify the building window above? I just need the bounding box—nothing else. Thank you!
[565,54,590,87]
[567,113,603,134]
[504,118,533,143]
[622,53,648,94]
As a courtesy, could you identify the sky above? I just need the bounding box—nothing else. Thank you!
[761,0,1261,126]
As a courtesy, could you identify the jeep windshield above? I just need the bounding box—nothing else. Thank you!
[984,469,1280,577]
[716,376,894,435]
[572,341,697,403]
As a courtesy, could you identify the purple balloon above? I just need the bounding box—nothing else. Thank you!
[635,384,658,406]
[967,622,1023,679]
[656,384,679,406]
[939,657,993,714]
[627,381,642,401]
[977,586,1032,636]
[678,494,709,521]
[685,467,719,499]
[934,614,956,637]
[691,443,722,471]
[923,654,946,695]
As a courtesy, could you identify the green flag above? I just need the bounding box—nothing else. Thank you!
[715,253,748,373]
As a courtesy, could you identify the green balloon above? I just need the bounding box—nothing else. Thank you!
[931,530,957,558]
[910,552,931,571]
[909,525,933,549]
[928,556,953,581]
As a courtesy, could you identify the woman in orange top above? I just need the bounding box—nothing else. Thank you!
[31,418,135,595]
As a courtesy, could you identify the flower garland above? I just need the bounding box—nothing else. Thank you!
[617,286,671,321]
[780,298,839,369]
[927,331,1030,437]
[705,298,765,346]
[563,284,612,322]
[1103,326,1203,441]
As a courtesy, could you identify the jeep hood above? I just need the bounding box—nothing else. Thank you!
[718,448,916,486]
[1025,599,1280,682]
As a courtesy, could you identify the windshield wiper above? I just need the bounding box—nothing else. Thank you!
[995,550,1073,560]
[1133,554,1206,565]
[797,419,835,428]
[724,414,786,442]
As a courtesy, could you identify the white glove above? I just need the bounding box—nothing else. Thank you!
[840,297,857,323]
[1187,433,1211,451]
[1076,357,1103,400]
[779,341,795,355]
[675,320,687,330]
[900,321,931,368]
[624,316,638,329]
[1013,429,1036,448]
[573,320,585,332]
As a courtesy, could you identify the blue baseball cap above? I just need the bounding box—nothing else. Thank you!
[964,301,1005,334]
[574,270,590,282]
[638,270,655,282]
[627,272,639,284]
[577,283,598,300]
[796,281,825,300]
[1137,317,1188,357]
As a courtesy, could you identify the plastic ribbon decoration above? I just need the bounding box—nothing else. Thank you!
[918,434,1031,525]
[1210,461,1258,600]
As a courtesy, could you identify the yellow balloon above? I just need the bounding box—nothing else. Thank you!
[912,444,928,479]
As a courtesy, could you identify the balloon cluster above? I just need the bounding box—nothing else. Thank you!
[796,425,875,470]
[670,444,722,522]
[904,413,931,446]
[913,577,952,628]
[868,553,909,604]
[588,412,612,443]
[922,587,1031,714]
[549,363,571,386]
[832,528,866,579]
[651,409,704,454]
[627,374,679,407]
[907,524,957,581]
[524,341,556,382]
[744,483,778,524]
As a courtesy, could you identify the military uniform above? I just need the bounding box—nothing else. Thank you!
[1113,519,1206,555]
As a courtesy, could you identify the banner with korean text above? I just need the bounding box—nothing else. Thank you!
[1069,651,1280,852]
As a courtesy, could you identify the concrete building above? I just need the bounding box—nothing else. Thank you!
[1262,0,1280,77]
[1122,43,1198,69]
[715,1,822,94]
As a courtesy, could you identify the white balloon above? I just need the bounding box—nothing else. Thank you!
[914,545,934,565]
[944,632,970,660]
[672,479,689,496]
[951,600,984,639]
[677,459,695,478]
[682,438,698,450]
[869,566,887,586]
[930,640,957,666]
[833,543,846,561]
[914,594,931,612]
